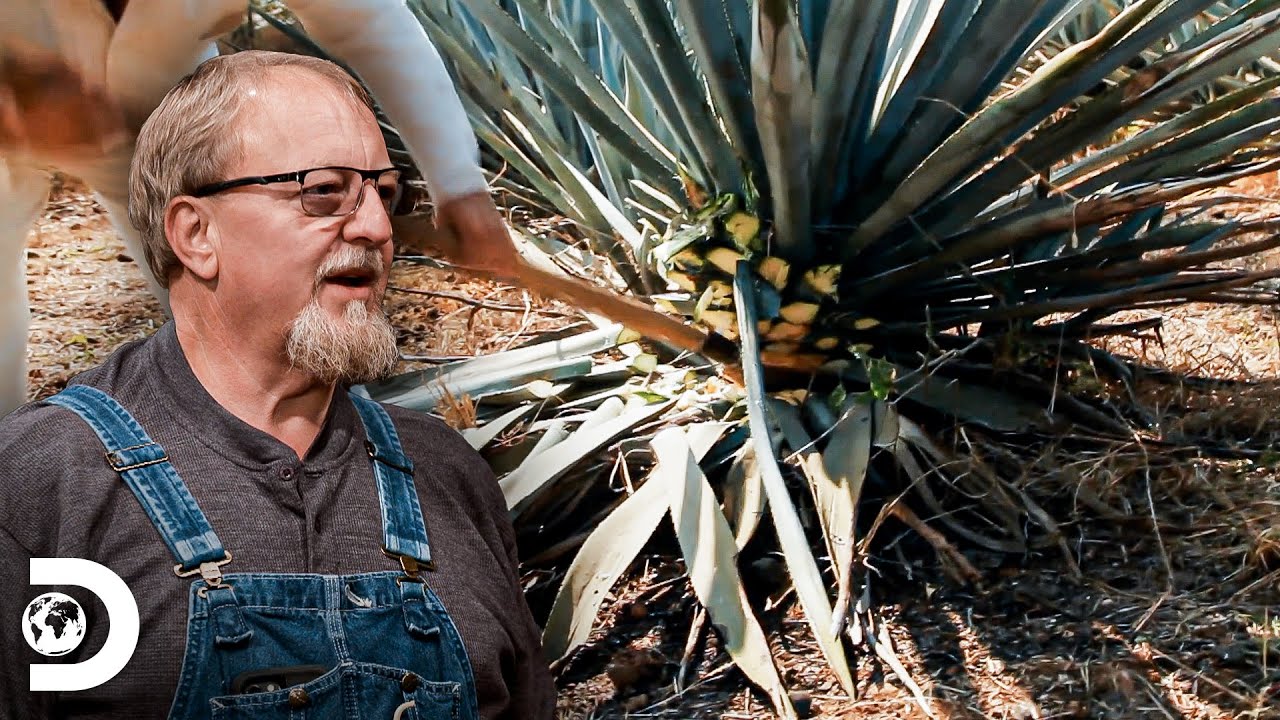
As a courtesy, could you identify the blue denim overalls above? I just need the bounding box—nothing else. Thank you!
[46,385,479,720]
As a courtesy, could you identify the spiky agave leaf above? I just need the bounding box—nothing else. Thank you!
[374,0,1280,709]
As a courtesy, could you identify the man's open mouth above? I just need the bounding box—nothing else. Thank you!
[324,269,377,288]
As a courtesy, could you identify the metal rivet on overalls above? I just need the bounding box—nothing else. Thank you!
[401,672,419,693]
[288,687,310,708]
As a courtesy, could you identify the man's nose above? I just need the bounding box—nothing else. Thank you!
[343,180,392,246]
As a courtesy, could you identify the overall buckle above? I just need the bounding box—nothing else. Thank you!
[175,551,234,597]
[105,443,169,472]
[382,548,434,585]
[365,441,414,475]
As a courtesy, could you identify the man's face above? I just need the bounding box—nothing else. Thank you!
[201,70,399,384]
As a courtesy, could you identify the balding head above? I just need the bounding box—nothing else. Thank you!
[128,51,375,287]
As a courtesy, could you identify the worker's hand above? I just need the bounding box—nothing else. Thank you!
[433,190,521,281]
[0,39,126,162]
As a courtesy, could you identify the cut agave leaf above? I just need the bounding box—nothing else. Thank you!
[478,379,576,406]
[733,260,855,694]
[772,399,869,618]
[461,404,535,451]
[653,427,796,720]
[524,418,571,461]
[366,325,627,408]
[540,467,668,662]
[541,421,729,661]
[500,396,675,514]
[721,443,768,552]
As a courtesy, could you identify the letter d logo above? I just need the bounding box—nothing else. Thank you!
[27,558,139,691]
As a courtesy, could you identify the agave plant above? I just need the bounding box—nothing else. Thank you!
[1053,0,1280,102]
[355,0,1280,714]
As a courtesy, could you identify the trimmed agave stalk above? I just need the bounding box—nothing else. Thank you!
[645,195,851,355]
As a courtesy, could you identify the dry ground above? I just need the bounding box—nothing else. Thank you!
[18,178,1280,720]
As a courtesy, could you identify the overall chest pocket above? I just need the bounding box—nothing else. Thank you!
[208,662,462,720]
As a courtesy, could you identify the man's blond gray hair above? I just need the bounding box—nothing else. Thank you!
[128,51,376,287]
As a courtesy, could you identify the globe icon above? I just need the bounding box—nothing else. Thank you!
[22,592,87,657]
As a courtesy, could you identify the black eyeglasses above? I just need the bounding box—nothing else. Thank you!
[191,166,404,217]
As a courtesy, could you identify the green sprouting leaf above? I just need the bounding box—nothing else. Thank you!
[851,348,897,402]
[827,383,848,415]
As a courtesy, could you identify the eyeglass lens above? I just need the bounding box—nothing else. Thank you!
[300,168,403,217]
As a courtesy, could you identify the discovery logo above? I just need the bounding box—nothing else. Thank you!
[23,558,139,691]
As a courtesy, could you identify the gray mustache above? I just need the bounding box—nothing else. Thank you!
[316,246,384,286]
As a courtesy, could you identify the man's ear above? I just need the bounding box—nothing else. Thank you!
[164,197,218,281]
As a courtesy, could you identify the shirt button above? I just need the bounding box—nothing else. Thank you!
[278,466,295,480]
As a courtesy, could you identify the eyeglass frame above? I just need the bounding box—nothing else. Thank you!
[190,165,404,217]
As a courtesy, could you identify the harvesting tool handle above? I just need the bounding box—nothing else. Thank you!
[515,261,742,365]
[391,214,740,367]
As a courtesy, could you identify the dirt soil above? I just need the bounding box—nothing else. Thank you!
[19,178,1280,720]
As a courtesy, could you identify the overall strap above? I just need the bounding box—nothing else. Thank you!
[347,392,434,572]
[45,385,229,572]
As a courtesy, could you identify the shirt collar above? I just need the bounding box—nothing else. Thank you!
[143,322,361,469]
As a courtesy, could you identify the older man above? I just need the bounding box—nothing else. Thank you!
[0,0,519,414]
[0,51,553,719]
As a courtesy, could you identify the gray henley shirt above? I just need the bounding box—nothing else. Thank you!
[0,322,555,719]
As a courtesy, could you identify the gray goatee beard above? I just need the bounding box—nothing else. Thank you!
[284,246,400,386]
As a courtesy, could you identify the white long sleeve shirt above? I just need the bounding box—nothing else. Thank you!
[2,0,488,204]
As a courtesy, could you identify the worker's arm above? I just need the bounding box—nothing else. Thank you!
[286,0,483,203]
[288,0,520,279]
[103,0,232,132]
